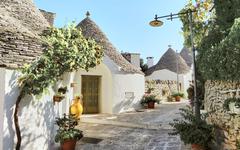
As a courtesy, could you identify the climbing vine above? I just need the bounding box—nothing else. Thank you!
[179,0,214,47]
[18,23,103,95]
[14,23,103,150]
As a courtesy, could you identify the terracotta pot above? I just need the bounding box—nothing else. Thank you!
[53,95,64,104]
[175,96,181,102]
[61,139,77,150]
[148,101,155,109]
[191,144,204,150]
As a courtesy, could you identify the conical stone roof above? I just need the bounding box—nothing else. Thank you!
[145,48,190,76]
[76,16,143,74]
[180,47,193,67]
[0,0,49,36]
[0,0,49,68]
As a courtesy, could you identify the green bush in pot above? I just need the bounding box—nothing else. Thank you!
[169,107,214,149]
[55,114,83,150]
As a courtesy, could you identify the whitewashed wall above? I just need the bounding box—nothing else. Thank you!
[0,68,5,150]
[112,74,145,113]
[103,55,145,113]
[73,55,145,114]
[145,69,192,93]
[2,69,73,150]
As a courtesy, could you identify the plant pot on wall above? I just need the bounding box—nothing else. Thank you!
[61,139,77,150]
[53,95,65,104]
[148,101,155,109]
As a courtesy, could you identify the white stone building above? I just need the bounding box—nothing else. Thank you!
[145,47,192,93]
[75,14,145,114]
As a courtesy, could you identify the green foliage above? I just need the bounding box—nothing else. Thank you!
[180,0,213,47]
[171,92,184,98]
[169,107,214,148]
[223,97,240,111]
[55,114,83,143]
[198,18,240,80]
[58,86,68,94]
[140,58,148,72]
[140,94,160,105]
[181,0,240,81]
[18,24,103,96]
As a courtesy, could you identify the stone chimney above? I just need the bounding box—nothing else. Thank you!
[130,53,140,68]
[147,57,154,68]
[121,52,140,68]
[39,9,56,26]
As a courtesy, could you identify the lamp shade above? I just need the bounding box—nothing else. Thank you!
[149,19,163,27]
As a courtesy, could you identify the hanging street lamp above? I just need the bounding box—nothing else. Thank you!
[149,9,201,120]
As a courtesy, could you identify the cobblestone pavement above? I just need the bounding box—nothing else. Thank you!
[76,101,191,150]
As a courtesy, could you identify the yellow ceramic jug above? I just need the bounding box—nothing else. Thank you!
[69,95,83,119]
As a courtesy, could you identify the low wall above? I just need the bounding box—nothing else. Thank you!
[145,80,178,100]
[112,74,145,113]
[205,80,240,150]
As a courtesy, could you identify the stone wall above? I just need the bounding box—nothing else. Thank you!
[204,80,240,150]
[0,30,44,68]
[145,80,178,100]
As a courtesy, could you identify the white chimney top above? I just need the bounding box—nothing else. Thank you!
[146,57,154,68]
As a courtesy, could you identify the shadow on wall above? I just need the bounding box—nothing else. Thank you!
[3,70,56,150]
[20,101,55,150]
[112,96,141,113]
[3,71,19,150]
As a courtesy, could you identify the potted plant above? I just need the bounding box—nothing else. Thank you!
[171,92,184,102]
[140,94,160,109]
[223,97,240,114]
[169,107,214,150]
[53,93,65,104]
[55,114,83,150]
[53,87,68,104]
[58,86,68,94]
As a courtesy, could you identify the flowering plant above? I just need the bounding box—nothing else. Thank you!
[140,94,160,105]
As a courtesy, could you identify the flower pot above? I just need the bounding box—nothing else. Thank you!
[191,144,204,150]
[53,95,65,104]
[61,139,77,150]
[148,101,155,109]
[175,96,181,102]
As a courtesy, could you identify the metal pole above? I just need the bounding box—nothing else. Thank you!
[189,10,200,120]
[176,50,179,93]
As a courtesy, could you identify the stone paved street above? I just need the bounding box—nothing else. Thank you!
[76,101,191,150]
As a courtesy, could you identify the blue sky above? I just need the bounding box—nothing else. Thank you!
[34,0,187,64]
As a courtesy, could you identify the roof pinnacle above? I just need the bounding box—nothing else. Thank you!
[86,11,90,17]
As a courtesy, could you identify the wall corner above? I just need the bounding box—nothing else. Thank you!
[0,67,6,150]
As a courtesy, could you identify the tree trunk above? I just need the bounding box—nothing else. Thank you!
[14,91,23,150]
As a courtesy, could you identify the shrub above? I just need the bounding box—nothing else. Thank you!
[171,92,184,98]
[55,114,83,144]
[169,107,214,148]
[140,94,160,105]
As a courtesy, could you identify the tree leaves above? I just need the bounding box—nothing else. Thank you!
[19,23,103,96]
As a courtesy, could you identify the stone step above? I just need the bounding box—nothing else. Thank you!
[80,117,173,130]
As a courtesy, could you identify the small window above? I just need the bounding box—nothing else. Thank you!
[125,92,135,101]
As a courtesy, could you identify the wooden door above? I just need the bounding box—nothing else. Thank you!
[81,75,100,114]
